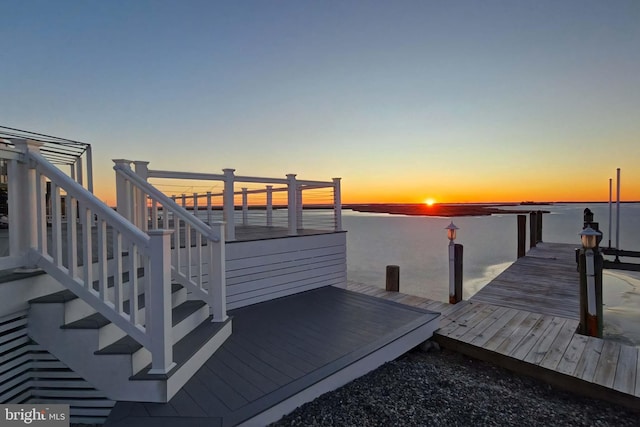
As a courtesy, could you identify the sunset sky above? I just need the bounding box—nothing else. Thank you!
[2,1,639,204]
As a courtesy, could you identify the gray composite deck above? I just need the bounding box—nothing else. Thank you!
[105,286,439,427]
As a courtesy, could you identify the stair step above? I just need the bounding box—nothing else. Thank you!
[131,316,232,380]
[30,289,77,304]
[30,283,183,308]
[62,290,197,330]
[62,312,111,329]
[94,300,208,355]
[94,335,142,355]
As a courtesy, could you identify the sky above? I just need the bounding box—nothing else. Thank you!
[2,0,639,204]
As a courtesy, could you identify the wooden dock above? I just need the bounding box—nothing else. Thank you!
[347,242,640,411]
[471,242,580,319]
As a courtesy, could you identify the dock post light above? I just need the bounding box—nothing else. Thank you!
[580,226,599,336]
[446,222,460,304]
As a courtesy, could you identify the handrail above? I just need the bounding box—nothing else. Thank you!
[114,164,220,242]
[147,170,225,181]
[31,151,150,250]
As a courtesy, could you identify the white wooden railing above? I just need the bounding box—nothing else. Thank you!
[13,140,177,374]
[113,161,227,322]
[113,161,342,241]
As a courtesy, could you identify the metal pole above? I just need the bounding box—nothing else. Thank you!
[615,168,620,262]
[608,178,612,249]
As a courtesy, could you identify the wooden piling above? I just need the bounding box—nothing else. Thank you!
[385,265,400,292]
[529,211,538,248]
[536,210,543,243]
[517,215,526,258]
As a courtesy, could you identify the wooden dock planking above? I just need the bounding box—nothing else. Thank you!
[468,308,519,347]
[593,340,621,388]
[613,345,638,394]
[523,317,567,365]
[471,242,581,320]
[539,319,580,370]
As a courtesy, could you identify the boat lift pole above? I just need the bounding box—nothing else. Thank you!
[615,168,621,262]
[608,178,612,249]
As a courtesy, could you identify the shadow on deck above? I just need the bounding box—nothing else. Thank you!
[105,286,440,427]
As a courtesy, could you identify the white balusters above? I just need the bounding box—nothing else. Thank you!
[223,168,236,241]
[287,174,297,236]
[266,185,273,227]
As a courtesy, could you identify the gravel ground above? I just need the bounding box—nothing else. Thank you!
[272,346,639,427]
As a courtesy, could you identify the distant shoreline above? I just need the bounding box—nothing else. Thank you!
[344,203,549,217]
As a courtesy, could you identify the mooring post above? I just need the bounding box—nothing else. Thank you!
[529,211,537,248]
[517,214,526,258]
[579,225,603,337]
[385,265,400,292]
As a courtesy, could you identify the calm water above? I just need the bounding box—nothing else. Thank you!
[344,203,640,347]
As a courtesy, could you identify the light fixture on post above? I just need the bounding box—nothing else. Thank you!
[580,225,598,250]
[446,221,458,242]
[580,226,599,336]
[446,222,461,304]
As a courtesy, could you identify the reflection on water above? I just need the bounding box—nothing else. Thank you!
[603,270,640,346]
[345,203,640,347]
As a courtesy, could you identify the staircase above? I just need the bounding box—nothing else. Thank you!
[28,282,231,402]
[11,140,232,403]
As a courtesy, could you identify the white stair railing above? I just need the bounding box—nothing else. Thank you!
[16,140,175,374]
[113,161,227,322]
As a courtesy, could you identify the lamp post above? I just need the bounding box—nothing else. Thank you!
[446,222,462,304]
[580,226,600,336]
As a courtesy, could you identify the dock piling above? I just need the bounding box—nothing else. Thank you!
[529,211,538,248]
[517,215,526,258]
[385,265,400,292]
[536,210,543,243]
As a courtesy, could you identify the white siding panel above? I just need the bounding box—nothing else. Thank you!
[226,232,347,308]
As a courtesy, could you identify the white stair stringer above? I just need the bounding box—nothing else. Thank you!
[27,254,233,403]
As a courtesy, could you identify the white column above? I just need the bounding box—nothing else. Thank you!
[266,185,273,227]
[223,169,235,241]
[193,192,199,218]
[133,161,149,232]
[113,159,133,221]
[209,222,228,322]
[333,178,342,232]
[11,140,43,267]
[296,185,303,230]
[147,230,177,375]
[86,145,94,193]
[75,156,83,187]
[242,188,248,226]
[287,174,297,236]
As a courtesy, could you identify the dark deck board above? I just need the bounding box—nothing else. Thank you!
[106,286,438,426]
